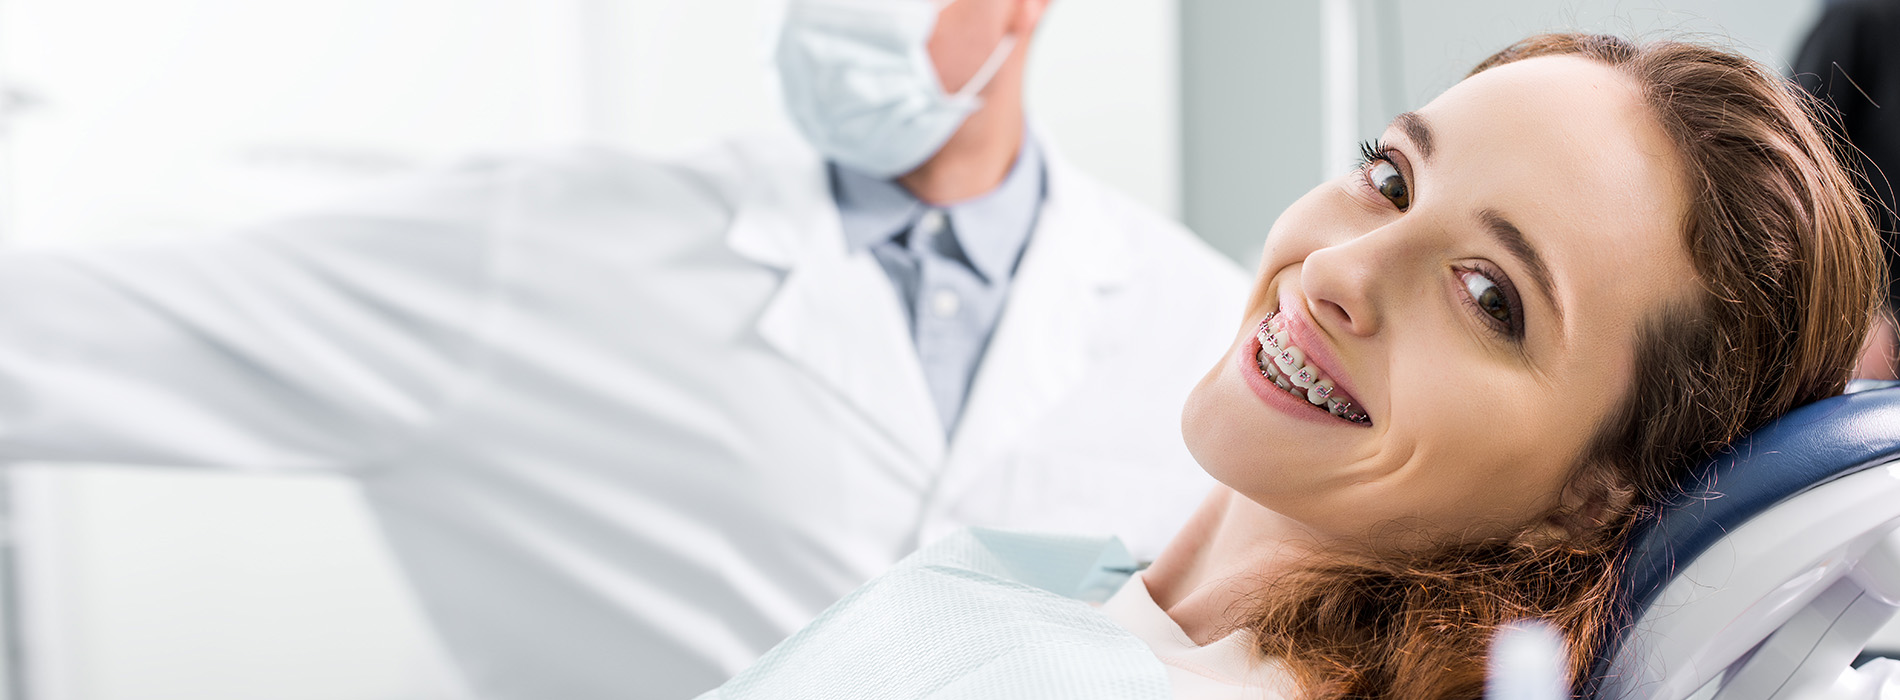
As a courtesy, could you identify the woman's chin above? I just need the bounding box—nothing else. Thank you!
[1182,363,1303,495]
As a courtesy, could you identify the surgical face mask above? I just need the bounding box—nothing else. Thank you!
[775,0,1019,178]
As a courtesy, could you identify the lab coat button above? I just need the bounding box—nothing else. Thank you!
[930,289,961,318]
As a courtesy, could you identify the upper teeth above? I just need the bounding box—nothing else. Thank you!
[1255,315,1369,424]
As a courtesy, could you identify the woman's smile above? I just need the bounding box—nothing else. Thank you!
[1234,293,1372,426]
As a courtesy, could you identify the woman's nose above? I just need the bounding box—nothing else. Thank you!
[1298,241,1386,338]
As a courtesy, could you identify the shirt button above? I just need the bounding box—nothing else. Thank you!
[916,209,947,236]
[929,289,961,318]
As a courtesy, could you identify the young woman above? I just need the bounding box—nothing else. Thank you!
[699,34,1884,699]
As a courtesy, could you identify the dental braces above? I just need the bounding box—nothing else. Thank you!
[1255,314,1370,424]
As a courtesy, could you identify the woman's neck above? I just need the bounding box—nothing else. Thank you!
[1140,487,1335,645]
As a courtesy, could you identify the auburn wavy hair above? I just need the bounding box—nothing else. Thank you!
[1241,34,1884,698]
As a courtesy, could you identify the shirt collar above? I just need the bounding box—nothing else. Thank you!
[831,134,1047,283]
[1101,572,1299,694]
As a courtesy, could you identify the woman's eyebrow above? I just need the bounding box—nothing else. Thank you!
[1393,111,1435,161]
[1394,111,1561,325]
[1480,209,1565,326]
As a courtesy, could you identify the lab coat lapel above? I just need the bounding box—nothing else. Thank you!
[725,135,947,468]
[945,152,1132,468]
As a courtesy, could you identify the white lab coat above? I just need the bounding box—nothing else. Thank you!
[0,131,1247,700]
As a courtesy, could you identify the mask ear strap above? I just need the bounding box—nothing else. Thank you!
[953,33,1019,100]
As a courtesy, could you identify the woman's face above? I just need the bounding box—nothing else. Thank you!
[1182,55,1699,546]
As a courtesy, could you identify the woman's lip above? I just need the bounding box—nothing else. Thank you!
[1234,333,1368,427]
[1272,295,1371,422]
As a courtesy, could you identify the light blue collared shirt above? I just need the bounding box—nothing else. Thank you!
[831,136,1047,434]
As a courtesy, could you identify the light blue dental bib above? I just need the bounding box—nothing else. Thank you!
[698,528,1172,700]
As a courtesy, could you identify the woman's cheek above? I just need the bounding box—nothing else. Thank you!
[1265,181,1390,265]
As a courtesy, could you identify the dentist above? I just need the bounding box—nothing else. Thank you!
[0,0,1244,698]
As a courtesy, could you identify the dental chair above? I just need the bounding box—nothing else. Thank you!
[1589,380,1900,699]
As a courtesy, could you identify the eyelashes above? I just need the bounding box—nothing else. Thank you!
[1457,264,1527,340]
[1358,139,1390,169]
[1356,140,1411,212]
[1354,139,1526,342]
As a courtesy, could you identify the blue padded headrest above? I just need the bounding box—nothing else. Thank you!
[1620,380,1900,612]
[1592,380,1900,687]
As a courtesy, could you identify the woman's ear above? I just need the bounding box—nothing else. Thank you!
[1525,465,1636,544]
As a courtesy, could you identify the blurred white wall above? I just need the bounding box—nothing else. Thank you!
[0,0,594,247]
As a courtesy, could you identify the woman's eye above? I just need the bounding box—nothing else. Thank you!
[1368,159,1410,211]
[1462,271,1512,327]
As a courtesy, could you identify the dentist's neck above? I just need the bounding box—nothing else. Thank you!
[898,71,1026,205]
